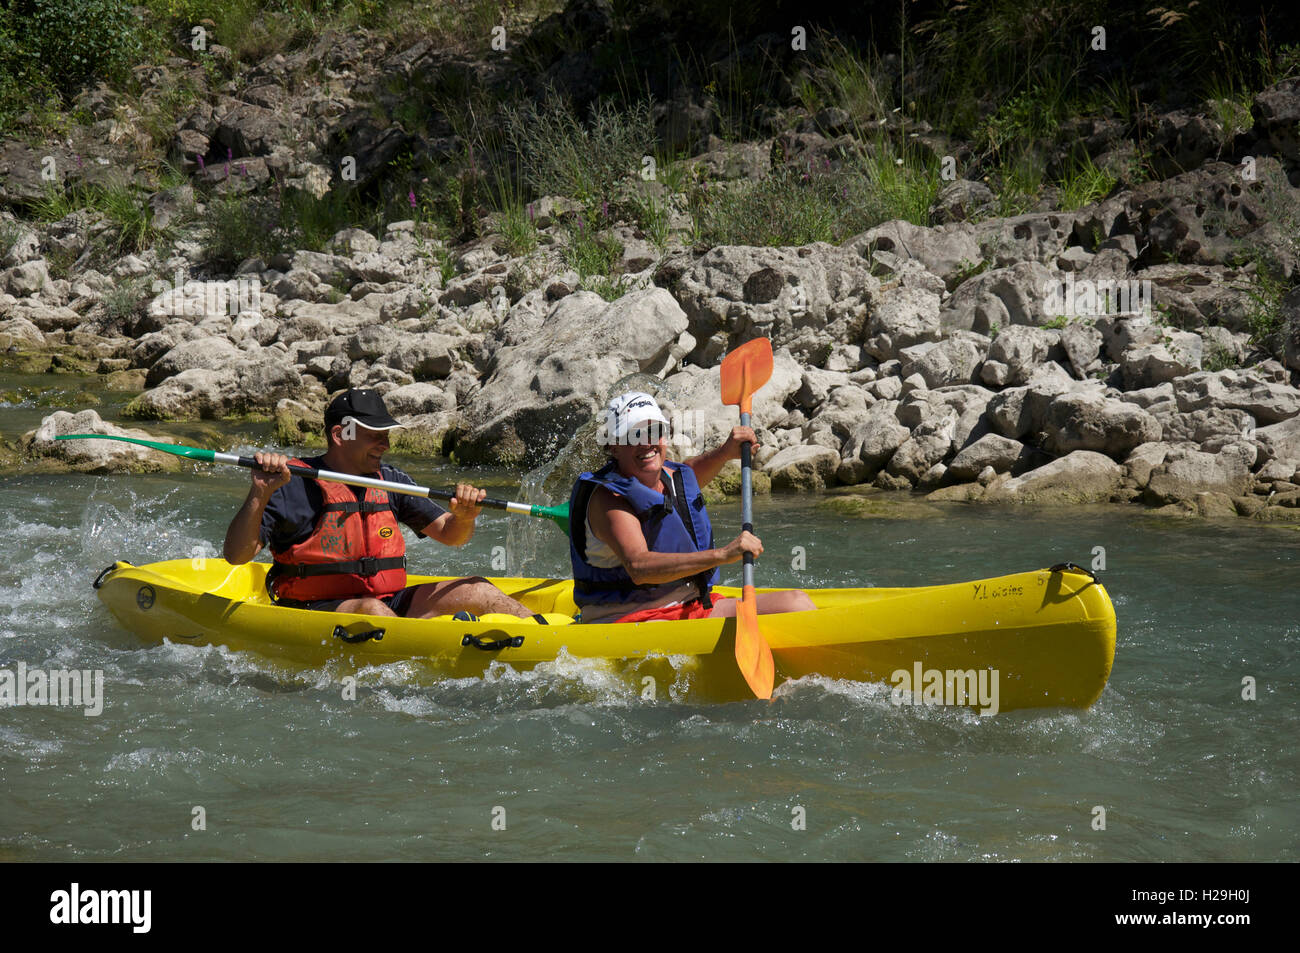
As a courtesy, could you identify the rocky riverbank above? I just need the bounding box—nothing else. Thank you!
[4,2,1300,522]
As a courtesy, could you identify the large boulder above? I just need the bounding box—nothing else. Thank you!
[973,211,1078,267]
[940,261,1061,334]
[145,338,244,387]
[1043,392,1163,458]
[847,219,982,290]
[456,289,694,466]
[1172,369,1300,424]
[862,285,942,362]
[1145,443,1257,503]
[1253,415,1300,469]
[674,244,880,364]
[1119,331,1202,388]
[947,434,1027,481]
[986,364,1091,440]
[900,334,987,388]
[1058,322,1104,378]
[23,410,180,473]
[764,445,841,491]
[124,358,308,420]
[837,401,910,483]
[885,412,958,483]
[1252,78,1300,161]
[983,450,1124,504]
[981,325,1057,387]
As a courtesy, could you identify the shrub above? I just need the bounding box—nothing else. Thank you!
[201,193,285,268]
[9,0,144,99]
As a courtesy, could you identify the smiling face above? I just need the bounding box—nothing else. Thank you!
[608,422,670,488]
[326,422,390,474]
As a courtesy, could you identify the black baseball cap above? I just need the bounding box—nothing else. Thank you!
[324,388,404,431]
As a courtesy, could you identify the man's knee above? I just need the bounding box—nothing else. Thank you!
[339,597,395,616]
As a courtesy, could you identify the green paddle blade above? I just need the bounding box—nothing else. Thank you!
[56,433,217,462]
[533,504,570,535]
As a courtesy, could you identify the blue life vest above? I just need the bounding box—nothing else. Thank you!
[568,460,717,610]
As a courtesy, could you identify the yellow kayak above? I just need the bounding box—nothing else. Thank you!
[92,559,1116,710]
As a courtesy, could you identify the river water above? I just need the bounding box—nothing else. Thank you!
[2,381,1298,861]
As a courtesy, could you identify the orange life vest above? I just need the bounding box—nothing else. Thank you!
[268,459,407,601]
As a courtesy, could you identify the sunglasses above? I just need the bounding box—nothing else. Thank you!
[624,422,672,445]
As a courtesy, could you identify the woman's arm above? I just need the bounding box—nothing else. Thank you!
[588,487,760,585]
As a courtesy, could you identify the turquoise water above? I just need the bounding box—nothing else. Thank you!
[1,446,1298,861]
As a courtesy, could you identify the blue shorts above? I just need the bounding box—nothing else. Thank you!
[274,585,420,617]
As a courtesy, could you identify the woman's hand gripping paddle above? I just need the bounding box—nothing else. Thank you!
[720,337,775,700]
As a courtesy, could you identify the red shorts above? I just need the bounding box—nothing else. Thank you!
[614,597,716,624]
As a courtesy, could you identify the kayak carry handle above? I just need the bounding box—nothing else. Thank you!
[461,633,525,651]
[1049,562,1099,583]
[93,563,119,589]
[332,624,385,644]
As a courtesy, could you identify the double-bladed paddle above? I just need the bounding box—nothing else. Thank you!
[53,434,571,533]
[719,337,776,700]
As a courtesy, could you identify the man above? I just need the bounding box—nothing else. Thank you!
[224,388,539,620]
[568,391,816,624]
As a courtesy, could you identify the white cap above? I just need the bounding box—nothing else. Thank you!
[598,391,670,445]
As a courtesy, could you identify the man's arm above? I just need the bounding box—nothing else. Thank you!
[223,453,291,564]
[418,483,485,547]
[588,487,759,585]
[683,426,759,488]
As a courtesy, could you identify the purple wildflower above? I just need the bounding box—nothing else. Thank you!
[601,200,608,219]
[408,189,416,208]
[75,154,83,169]
[240,163,248,177]
[227,147,233,162]
[527,203,534,221]
[197,154,205,171]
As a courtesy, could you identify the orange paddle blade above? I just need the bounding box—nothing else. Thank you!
[735,585,774,699]
[720,337,774,415]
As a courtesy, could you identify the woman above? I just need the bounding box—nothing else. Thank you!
[568,392,816,623]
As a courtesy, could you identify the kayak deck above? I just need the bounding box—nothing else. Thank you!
[93,559,1116,710]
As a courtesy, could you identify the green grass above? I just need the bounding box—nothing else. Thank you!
[1242,262,1291,356]
[793,30,890,123]
[31,181,160,257]
[1056,154,1118,210]
[628,193,672,252]
[503,91,655,209]
[691,141,938,249]
[492,205,539,257]
[993,151,1047,217]
[200,182,380,268]
[0,218,26,262]
[1204,76,1254,146]
[561,215,622,279]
